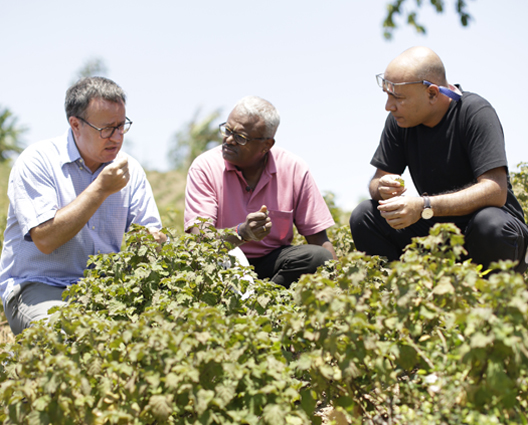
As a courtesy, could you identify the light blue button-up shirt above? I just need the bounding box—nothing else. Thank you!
[0,129,162,305]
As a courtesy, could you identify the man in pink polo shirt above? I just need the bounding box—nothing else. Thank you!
[184,95,336,288]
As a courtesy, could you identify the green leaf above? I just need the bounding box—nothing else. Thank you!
[433,278,455,295]
[195,389,215,416]
[148,394,173,421]
[470,332,494,348]
[263,404,284,424]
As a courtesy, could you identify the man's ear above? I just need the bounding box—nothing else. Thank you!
[69,116,81,134]
[428,85,440,102]
[265,138,275,151]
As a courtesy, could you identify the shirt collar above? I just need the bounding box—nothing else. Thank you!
[224,149,278,175]
[59,128,83,167]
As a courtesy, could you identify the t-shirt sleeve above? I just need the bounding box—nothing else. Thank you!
[126,161,163,230]
[461,98,508,178]
[370,114,407,175]
[292,167,335,236]
[9,150,59,240]
[184,163,218,231]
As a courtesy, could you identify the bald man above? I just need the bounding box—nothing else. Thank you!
[350,46,528,273]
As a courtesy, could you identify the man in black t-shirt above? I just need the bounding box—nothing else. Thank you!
[350,46,528,273]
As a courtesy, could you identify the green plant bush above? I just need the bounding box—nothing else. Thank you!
[0,227,315,425]
[293,224,528,424]
[512,162,528,218]
[2,223,528,424]
[0,167,528,424]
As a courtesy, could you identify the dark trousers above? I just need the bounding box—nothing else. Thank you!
[350,200,528,274]
[248,245,334,289]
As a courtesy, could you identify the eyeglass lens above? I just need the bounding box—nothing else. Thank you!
[377,75,394,94]
[100,121,132,139]
[219,124,248,145]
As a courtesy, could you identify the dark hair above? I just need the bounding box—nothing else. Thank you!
[65,77,126,120]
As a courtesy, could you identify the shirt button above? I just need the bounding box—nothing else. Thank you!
[92,226,95,230]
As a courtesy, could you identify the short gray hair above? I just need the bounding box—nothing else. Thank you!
[65,77,126,120]
[233,96,280,139]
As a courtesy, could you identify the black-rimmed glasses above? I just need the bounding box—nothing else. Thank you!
[77,116,133,139]
[219,122,268,146]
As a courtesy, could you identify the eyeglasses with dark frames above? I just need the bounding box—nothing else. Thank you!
[219,122,268,146]
[77,116,133,139]
[376,73,461,101]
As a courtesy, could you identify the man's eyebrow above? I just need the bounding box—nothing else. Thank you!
[226,123,249,137]
[388,91,404,99]
[100,119,127,127]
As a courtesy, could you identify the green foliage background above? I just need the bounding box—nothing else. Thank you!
[0,162,11,251]
[382,0,472,39]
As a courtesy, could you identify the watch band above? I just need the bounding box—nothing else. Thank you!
[423,195,431,209]
[421,195,434,219]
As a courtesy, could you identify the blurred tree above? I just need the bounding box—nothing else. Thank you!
[168,108,222,171]
[383,0,473,39]
[0,107,26,162]
[71,57,108,83]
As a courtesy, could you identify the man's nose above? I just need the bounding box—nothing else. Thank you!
[109,128,124,143]
[385,95,396,112]
[224,134,236,145]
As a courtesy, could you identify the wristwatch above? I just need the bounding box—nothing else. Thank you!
[421,195,434,220]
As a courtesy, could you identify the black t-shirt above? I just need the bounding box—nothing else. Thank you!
[371,90,525,222]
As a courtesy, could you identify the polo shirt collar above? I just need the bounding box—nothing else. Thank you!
[265,150,277,176]
[224,149,278,176]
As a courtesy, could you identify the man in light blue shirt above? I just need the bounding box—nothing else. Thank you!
[0,76,166,335]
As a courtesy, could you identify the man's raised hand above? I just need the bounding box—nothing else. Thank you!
[240,205,272,241]
[378,174,407,199]
[378,196,422,229]
[96,155,130,195]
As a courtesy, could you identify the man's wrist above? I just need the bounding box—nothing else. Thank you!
[236,223,249,242]
[421,194,434,219]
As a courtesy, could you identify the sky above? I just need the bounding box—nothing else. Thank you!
[1,0,527,212]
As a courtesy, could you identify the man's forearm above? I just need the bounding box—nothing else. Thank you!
[431,184,505,216]
[430,169,507,217]
[369,177,382,201]
[30,183,110,254]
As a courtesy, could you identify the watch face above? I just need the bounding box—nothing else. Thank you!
[422,208,434,220]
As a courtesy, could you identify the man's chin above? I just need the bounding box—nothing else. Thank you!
[393,117,408,128]
[104,151,120,163]
[395,120,417,129]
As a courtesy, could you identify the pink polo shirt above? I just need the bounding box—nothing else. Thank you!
[184,146,335,258]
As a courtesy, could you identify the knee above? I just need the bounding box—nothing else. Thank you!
[314,246,334,265]
[349,199,378,234]
[465,207,528,271]
[466,207,510,241]
[304,245,334,272]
